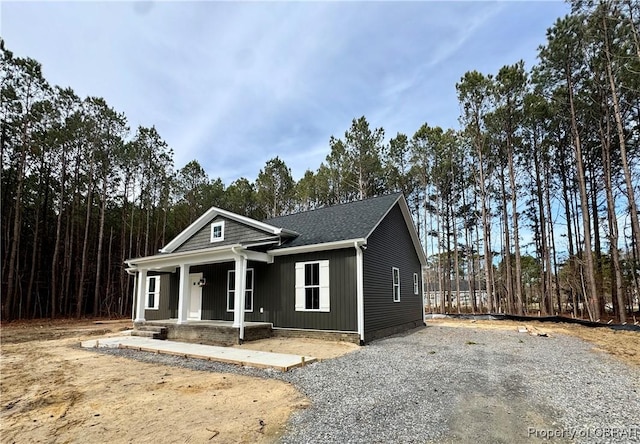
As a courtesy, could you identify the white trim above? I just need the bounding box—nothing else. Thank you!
[244,250,274,264]
[355,242,365,343]
[126,244,273,271]
[392,267,401,302]
[177,264,191,324]
[232,254,247,337]
[421,266,426,325]
[227,268,254,312]
[295,260,330,312]
[413,272,419,295]
[145,275,161,310]
[128,243,242,267]
[134,269,147,322]
[210,221,225,243]
[160,206,297,253]
[187,272,203,320]
[269,238,366,256]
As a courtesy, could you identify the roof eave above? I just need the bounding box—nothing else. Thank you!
[268,238,366,256]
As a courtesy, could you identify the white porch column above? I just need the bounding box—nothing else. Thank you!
[177,263,191,324]
[232,255,247,340]
[134,269,147,323]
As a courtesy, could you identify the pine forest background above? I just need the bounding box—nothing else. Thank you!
[2,2,639,322]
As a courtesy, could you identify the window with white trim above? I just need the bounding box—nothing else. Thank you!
[227,268,254,312]
[210,221,225,242]
[145,276,160,309]
[392,267,400,302]
[295,260,330,312]
[413,273,419,295]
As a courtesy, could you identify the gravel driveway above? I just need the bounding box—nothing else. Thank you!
[100,325,640,443]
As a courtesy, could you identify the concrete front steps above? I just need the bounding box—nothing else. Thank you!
[131,325,167,340]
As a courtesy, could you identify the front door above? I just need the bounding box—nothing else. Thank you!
[188,273,203,320]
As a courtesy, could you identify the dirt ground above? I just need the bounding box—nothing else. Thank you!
[2,318,636,443]
[0,319,355,444]
[427,317,640,366]
[235,337,359,360]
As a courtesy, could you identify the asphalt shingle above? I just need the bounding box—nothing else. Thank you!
[264,193,402,248]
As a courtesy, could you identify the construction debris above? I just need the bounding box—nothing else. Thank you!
[517,325,550,337]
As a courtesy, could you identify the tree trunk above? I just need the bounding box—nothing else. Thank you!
[602,11,640,262]
[499,167,513,314]
[50,149,68,319]
[93,177,108,316]
[544,170,561,315]
[507,136,524,315]
[590,172,605,316]
[599,111,627,323]
[567,70,600,321]
[4,129,28,320]
[453,204,461,314]
[476,149,494,313]
[76,161,95,318]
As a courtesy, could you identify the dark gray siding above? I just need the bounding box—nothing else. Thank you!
[190,263,235,320]
[255,249,357,331]
[147,250,358,331]
[363,203,423,340]
[144,272,175,320]
[175,216,274,252]
[189,261,275,322]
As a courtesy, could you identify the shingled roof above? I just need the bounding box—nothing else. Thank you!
[265,193,403,249]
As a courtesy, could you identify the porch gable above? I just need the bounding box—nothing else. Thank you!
[174,215,279,253]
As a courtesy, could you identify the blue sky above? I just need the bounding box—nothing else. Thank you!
[2,1,570,184]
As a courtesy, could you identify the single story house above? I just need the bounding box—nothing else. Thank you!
[126,193,427,344]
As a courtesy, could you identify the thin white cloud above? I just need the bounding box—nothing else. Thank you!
[2,0,570,186]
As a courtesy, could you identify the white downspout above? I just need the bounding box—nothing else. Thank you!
[355,241,365,345]
[231,246,248,341]
[421,265,427,325]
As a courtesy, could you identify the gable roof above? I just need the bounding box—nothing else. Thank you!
[266,193,401,248]
[160,207,298,253]
[157,193,426,266]
[265,193,426,265]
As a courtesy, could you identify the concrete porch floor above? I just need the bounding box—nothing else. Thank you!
[81,336,317,372]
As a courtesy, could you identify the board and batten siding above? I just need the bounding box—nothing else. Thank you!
[144,272,176,320]
[255,249,358,331]
[174,216,274,253]
[363,203,423,341]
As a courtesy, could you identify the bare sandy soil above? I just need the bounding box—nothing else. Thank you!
[0,319,355,444]
[234,337,359,360]
[427,317,640,366]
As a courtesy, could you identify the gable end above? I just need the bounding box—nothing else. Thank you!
[174,216,277,253]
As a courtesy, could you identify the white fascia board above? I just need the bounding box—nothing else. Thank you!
[244,250,274,264]
[268,238,366,256]
[160,206,289,253]
[160,207,218,253]
[213,207,291,235]
[365,195,427,266]
[127,244,244,269]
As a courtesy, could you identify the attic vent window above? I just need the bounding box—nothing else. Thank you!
[210,221,225,243]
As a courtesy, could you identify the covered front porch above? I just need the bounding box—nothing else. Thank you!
[135,319,273,346]
[126,243,274,343]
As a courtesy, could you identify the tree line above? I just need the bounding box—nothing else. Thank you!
[2,1,639,321]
